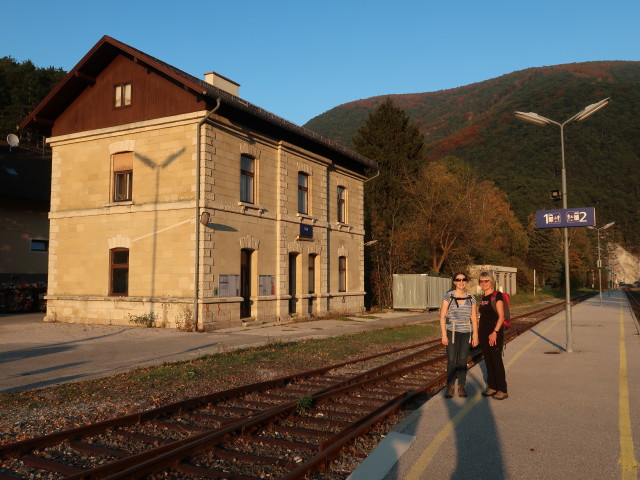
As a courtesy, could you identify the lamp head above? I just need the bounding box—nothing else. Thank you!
[514,111,553,126]
[573,98,611,122]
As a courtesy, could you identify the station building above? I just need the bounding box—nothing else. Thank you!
[21,36,377,330]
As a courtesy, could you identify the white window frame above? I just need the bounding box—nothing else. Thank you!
[114,82,132,108]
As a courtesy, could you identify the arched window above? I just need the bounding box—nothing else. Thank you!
[240,154,255,204]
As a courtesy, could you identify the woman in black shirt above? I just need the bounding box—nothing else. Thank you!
[478,271,508,400]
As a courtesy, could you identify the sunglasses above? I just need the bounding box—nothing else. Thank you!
[479,280,491,284]
[454,278,468,282]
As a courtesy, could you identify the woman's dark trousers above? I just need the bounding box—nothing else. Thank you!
[446,330,471,385]
[479,330,507,393]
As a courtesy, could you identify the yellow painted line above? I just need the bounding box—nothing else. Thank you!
[619,298,639,479]
[405,316,564,480]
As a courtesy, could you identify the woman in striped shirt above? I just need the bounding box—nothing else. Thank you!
[440,272,479,398]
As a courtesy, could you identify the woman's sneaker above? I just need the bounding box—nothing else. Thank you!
[493,391,508,400]
[482,388,497,397]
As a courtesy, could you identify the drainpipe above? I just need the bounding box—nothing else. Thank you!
[194,98,221,332]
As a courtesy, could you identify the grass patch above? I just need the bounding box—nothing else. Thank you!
[0,323,439,411]
[296,394,314,415]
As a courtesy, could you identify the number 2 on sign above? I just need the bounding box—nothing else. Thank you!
[568,211,587,222]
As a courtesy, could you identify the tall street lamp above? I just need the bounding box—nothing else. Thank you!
[515,98,610,353]
[588,222,614,306]
[608,246,618,290]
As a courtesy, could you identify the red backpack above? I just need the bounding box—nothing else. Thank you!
[490,291,511,329]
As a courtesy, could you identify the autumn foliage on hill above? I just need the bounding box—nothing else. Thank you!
[305,61,640,255]
[353,100,531,307]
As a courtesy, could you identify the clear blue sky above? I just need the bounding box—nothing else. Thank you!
[3,0,639,126]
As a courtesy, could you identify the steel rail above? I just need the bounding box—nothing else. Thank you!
[281,293,596,480]
[96,344,451,479]
[0,342,448,479]
[1,295,594,479]
[95,296,583,480]
[0,337,439,459]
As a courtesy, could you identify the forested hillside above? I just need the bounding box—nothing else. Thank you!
[305,61,640,252]
[0,56,66,147]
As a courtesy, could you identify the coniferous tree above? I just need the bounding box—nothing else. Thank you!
[526,215,563,289]
[353,98,425,307]
[0,56,66,145]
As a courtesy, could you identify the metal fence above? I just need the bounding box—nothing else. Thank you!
[392,274,451,310]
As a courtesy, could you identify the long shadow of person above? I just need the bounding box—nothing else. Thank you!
[380,358,506,480]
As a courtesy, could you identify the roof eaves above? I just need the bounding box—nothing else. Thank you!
[21,35,378,172]
[104,37,376,170]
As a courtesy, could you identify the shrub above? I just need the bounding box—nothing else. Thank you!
[127,312,157,328]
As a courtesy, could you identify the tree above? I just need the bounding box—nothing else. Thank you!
[470,175,529,266]
[406,159,474,273]
[353,98,425,307]
[568,227,595,288]
[0,56,66,145]
[407,156,528,275]
[525,215,563,289]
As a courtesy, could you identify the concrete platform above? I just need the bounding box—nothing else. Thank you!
[0,309,435,393]
[349,290,640,480]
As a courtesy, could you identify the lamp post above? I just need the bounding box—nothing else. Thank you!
[588,222,615,305]
[515,98,610,353]
[608,246,617,290]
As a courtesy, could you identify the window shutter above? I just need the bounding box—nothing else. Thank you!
[113,152,133,171]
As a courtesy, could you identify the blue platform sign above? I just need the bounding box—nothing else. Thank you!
[536,207,596,229]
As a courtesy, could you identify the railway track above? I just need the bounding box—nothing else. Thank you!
[624,288,640,308]
[0,295,593,479]
[623,289,640,323]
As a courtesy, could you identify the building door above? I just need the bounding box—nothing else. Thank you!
[308,254,316,315]
[289,253,297,314]
[240,249,252,318]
